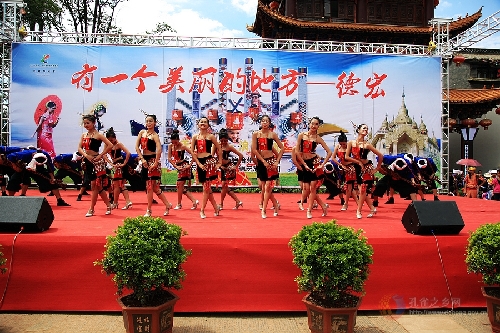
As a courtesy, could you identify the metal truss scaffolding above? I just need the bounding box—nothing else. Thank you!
[1,0,24,146]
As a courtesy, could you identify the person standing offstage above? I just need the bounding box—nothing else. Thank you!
[251,115,284,219]
[35,101,59,159]
[491,171,500,201]
[135,114,172,217]
[78,114,113,217]
[218,128,243,210]
[294,116,331,219]
[331,131,358,210]
[191,116,222,219]
[463,166,479,198]
[105,127,133,210]
[345,123,382,219]
[168,129,199,210]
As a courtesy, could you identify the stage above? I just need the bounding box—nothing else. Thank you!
[0,190,497,312]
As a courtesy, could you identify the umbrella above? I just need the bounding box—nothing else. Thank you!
[317,123,349,136]
[34,95,62,124]
[456,158,482,167]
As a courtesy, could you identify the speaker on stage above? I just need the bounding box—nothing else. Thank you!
[401,201,465,235]
[0,197,54,232]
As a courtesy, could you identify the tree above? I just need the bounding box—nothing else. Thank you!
[58,0,126,34]
[146,22,177,35]
[23,0,63,32]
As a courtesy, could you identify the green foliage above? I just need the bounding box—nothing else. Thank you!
[146,22,177,34]
[95,216,191,306]
[465,222,500,286]
[289,220,373,305]
[0,245,7,274]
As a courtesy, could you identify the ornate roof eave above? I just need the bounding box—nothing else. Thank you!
[250,1,481,38]
[446,88,500,104]
[446,88,500,119]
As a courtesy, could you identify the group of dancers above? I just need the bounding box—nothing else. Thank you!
[0,113,441,219]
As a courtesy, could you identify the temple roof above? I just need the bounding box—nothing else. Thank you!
[250,1,482,44]
[447,88,500,119]
[447,88,500,104]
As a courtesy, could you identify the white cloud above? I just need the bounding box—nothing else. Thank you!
[231,0,258,15]
[114,0,249,37]
[166,9,244,37]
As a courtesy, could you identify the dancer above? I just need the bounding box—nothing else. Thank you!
[105,128,133,210]
[323,162,343,202]
[34,101,59,159]
[218,128,243,210]
[53,152,89,200]
[6,148,70,206]
[345,123,382,219]
[251,115,284,219]
[294,116,331,219]
[167,129,198,210]
[135,114,172,217]
[416,157,440,201]
[374,157,419,202]
[191,117,222,219]
[332,131,358,210]
[78,114,113,217]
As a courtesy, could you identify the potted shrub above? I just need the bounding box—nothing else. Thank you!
[95,216,191,333]
[465,222,500,333]
[289,220,374,333]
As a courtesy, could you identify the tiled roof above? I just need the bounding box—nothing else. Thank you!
[254,1,481,35]
[447,88,500,104]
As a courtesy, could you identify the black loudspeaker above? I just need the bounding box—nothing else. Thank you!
[401,201,465,235]
[0,197,54,232]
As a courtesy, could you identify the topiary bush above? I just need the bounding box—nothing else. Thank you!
[466,222,500,286]
[95,216,191,307]
[289,220,373,308]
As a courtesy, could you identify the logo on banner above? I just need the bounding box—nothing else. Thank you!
[30,54,58,76]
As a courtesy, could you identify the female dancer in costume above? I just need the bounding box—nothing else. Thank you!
[251,115,284,219]
[105,128,133,210]
[135,114,172,217]
[190,117,222,219]
[345,123,383,219]
[77,114,113,217]
[331,131,358,210]
[218,128,243,210]
[167,129,199,210]
[294,116,332,219]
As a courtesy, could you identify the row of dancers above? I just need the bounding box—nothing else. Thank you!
[0,113,440,219]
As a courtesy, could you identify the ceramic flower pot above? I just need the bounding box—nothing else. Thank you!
[118,290,179,333]
[302,294,361,333]
[482,286,500,333]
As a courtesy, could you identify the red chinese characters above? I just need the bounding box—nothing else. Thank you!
[364,73,387,99]
[336,71,361,98]
[71,64,98,92]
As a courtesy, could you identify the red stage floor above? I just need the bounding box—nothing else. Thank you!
[0,190,498,312]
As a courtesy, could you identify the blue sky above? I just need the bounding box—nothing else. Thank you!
[114,0,500,48]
